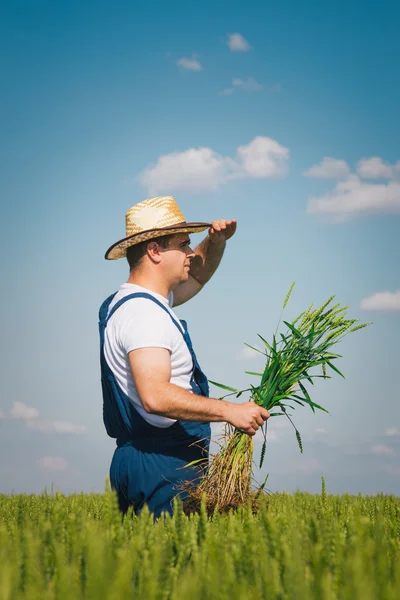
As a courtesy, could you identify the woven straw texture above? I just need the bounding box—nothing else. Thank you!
[105,196,210,260]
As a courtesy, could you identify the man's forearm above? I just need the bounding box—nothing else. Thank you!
[189,235,226,286]
[143,381,232,422]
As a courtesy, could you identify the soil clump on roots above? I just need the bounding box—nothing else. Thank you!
[181,426,269,516]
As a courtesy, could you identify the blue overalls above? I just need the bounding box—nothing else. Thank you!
[98,292,211,518]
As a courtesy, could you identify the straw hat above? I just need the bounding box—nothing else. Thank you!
[105,196,211,260]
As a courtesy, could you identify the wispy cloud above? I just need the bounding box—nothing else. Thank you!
[9,401,86,434]
[0,409,5,420]
[305,156,400,220]
[176,56,203,71]
[233,77,263,92]
[227,33,250,52]
[27,420,86,434]
[304,157,350,180]
[357,157,399,179]
[371,444,395,456]
[386,427,400,437]
[138,136,289,194]
[11,401,39,420]
[38,456,68,471]
[360,290,400,312]
[218,77,269,96]
[237,346,262,360]
[218,87,234,96]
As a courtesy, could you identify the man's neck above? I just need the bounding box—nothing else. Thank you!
[127,272,170,300]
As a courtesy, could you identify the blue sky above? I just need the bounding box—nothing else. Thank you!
[1,0,399,496]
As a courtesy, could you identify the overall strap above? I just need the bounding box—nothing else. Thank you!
[99,292,118,324]
[98,292,118,346]
[105,292,184,336]
[103,291,208,397]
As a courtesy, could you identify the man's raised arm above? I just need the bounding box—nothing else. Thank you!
[173,219,237,307]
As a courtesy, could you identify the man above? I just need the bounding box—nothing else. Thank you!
[99,196,270,518]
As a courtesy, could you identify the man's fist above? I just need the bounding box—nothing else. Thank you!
[226,402,270,436]
[208,219,237,243]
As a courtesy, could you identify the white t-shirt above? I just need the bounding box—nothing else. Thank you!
[103,283,194,428]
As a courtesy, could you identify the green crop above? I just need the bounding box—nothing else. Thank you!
[192,284,372,510]
[0,484,399,599]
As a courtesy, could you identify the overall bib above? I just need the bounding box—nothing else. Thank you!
[99,292,211,518]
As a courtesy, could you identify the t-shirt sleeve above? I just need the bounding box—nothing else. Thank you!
[116,299,175,354]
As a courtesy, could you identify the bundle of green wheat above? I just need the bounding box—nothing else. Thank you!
[183,284,371,513]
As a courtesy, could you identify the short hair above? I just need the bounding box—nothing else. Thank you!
[126,234,172,272]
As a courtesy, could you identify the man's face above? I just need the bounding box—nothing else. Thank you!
[160,233,195,286]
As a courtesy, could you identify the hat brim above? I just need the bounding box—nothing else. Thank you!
[105,222,211,260]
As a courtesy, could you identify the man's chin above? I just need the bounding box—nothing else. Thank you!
[180,270,190,283]
[171,272,190,288]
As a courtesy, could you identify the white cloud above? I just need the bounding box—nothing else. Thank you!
[176,57,203,71]
[11,401,39,421]
[0,409,5,420]
[307,175,400,221]
[218,88,234,96]
[304,157,350,180]
[357,157,395,179]
[237,346,262,360]
[306,155,400,220]
[233,77,263,92]
[138,136,289,195]
[315,428,327,435]
[227,33,250,52]
[219,79,277,97]
[27,420,86,434]
[38,456,68,471]
[360,290,400,312]
[237,137,289,178]
[386,427,400,437]
[10,402,86,435]
[371,444,395,456]
[139,147,237,194]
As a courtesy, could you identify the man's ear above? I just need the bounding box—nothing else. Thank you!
[146,241,162,264]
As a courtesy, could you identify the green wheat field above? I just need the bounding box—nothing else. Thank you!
[0,481,399,599]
